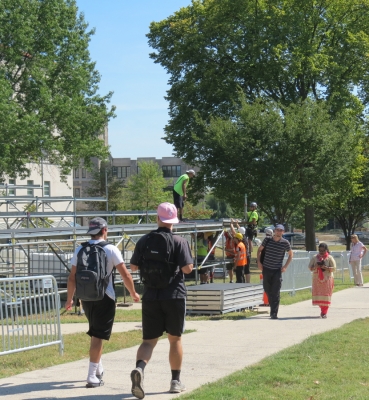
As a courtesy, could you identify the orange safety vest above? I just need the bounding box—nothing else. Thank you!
[235,242,246,266]
[225,236,234,258]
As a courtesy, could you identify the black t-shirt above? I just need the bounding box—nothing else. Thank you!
[130,227,193,300]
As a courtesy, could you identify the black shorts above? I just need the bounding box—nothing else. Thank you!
[226,257,234,271]
[246,227,257,240]
[173,190,184,209]
[244,265,250,274]
[83,294,116,340]
[142,299,186,340]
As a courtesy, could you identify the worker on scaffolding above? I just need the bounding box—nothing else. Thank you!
[172,170,195,222]
[246,202,259,254]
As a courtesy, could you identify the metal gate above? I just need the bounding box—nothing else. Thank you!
[0,275,63,356]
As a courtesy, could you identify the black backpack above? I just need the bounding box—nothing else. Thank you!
[75,241,112,301]
[139,230,176,289]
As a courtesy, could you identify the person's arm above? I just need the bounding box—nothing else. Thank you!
[234,245,241,265]
[181,263,193,274]
[257,245,264,271]
[130,263,139,272]
[361,244,367,258]
[230,219,236,236]
[308,257,316,271]
[116,262,140,302]
[281,249,293,273]
[65,265,77,310]
[182,178,189,199]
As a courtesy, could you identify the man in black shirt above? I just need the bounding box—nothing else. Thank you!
[130,202,193,399]
[257,224,293,319]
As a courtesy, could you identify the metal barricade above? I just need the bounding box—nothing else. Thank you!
[281,257,312,294]
[0,275,63,356]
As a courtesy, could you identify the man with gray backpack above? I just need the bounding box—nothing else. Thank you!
[129,202,193,399]
[65,217,140,388]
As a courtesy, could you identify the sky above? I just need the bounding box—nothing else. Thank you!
[75,0,193,159]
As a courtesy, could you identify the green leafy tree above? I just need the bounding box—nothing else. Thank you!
[85,162,126,213]
[0,0,114,180]
[148,0,369,249]
[188,99,363,249]
[126,161,170,211]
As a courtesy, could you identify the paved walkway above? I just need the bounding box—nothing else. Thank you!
[1,286,369,399]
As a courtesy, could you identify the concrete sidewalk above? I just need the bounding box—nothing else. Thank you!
[1,286,369,399]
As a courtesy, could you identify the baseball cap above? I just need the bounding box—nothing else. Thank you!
[186,169,195,176]
[234,232,243,240]
[238,227,246,234]
[275,224,285,231]
[87,217,107,235]
[157,202,179,224]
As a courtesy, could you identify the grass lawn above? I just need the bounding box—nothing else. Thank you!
[178,318,369,400]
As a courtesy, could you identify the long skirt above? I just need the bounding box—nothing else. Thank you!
[312,271,334,307]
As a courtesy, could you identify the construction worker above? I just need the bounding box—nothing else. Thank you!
[230,220,250,283]
[224,230,236,283]
[172,170,195,222]
[233,233,246,283]
[246,202,259,254]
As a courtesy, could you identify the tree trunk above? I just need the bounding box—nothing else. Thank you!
[305,204,317,251]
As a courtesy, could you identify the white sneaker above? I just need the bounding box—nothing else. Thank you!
[131,367,145,399]
[169,380,186,393]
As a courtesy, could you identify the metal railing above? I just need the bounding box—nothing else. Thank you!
[0,275,63,356]
[281,249,368,294]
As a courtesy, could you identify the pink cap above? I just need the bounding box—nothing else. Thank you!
[157,202,179,224]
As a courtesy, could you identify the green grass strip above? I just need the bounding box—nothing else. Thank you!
[179,318,369,400]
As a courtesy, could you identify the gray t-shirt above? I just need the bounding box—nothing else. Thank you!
[261,237,291,270]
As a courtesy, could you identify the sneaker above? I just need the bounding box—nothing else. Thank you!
[131,367,145,399]
[169,380,186,393]
[86,378,104,388]
[96,370,103,380]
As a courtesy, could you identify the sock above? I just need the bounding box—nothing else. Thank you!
[171,370,181,382]
[136,360,147,371]
[87,362,99,384]
[96,359,103,376]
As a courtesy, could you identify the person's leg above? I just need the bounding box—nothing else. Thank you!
[263,269,281,317]
[168,334,183,370]
[320,305,329,317]
[90,336,103,363]
[136,338,159,364]
[358,260,364,285]
[350,261,359,285]
[229,268,233,282]
[235,267,242,283]
[132,339,158,399]
[244,265,251,283]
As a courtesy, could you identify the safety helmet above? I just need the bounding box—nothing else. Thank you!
[238,227,246,234]
[250,202,257,208]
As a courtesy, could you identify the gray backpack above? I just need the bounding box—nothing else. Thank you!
[75,241,112,301]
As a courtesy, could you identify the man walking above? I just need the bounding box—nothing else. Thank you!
[349,234,367,286]
[172,169,195,221]
[66,217,140,388]
[257,224,293,319]
[129,202,193,399]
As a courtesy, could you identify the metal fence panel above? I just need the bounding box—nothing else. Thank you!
[0,275,63,356]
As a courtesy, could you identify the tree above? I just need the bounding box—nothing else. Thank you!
[322,156,369,250]
[148,0,369,248]
[187,98,364,249]
[0,0,114,180]
[126,161,170,211]
[85,162,126,213]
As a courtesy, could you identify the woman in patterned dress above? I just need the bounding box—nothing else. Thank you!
[308,243,336,318]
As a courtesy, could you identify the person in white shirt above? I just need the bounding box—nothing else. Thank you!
[349,234,367,286]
